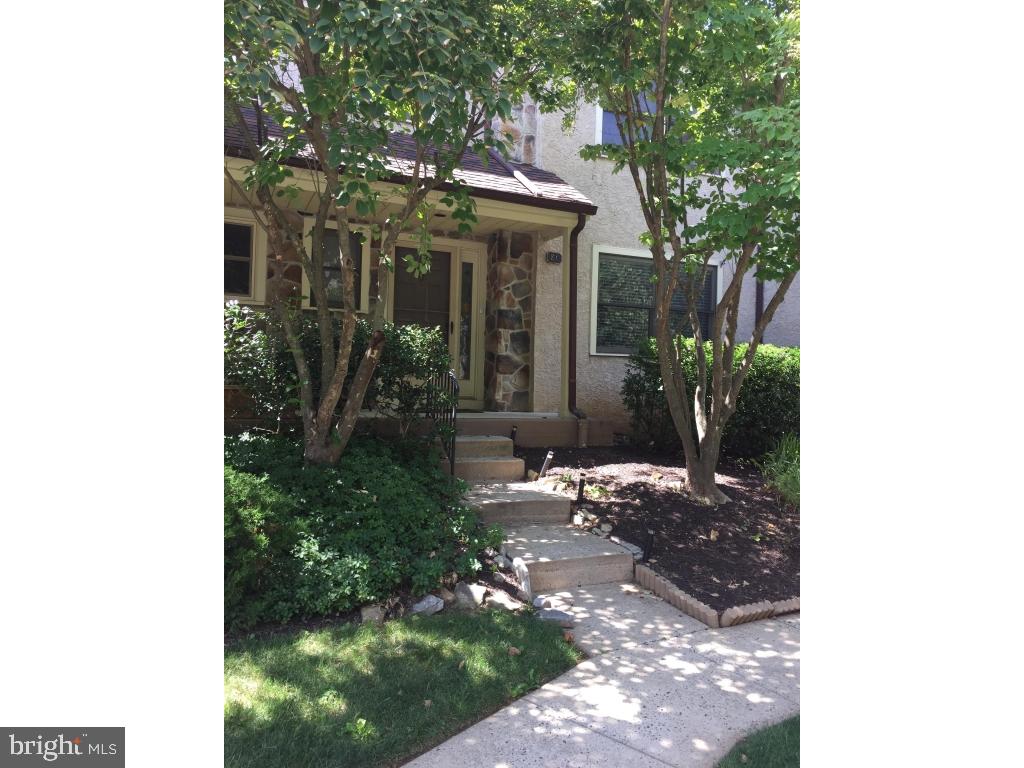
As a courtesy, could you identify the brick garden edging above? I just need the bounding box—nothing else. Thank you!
[633,563,799,629]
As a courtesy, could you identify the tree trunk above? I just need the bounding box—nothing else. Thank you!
[302,330,386,464]
[684,450,731,506]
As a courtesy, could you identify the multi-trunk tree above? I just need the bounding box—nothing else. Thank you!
[224,0,534,463]
[544,0,800,504]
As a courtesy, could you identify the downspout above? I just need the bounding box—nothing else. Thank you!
[569,212,587,415]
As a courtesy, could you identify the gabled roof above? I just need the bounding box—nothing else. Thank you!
[225,106,597,216]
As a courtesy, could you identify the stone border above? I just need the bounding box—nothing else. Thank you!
[635,564,719,628]
[634,563,798,629]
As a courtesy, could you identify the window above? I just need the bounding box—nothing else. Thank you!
[600,108,625,146]
[592,247,717,355]
[311,229,365,311]
[224,222,254,296]
[596,94,655,146]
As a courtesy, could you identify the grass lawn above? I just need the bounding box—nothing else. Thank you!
[718,716,800,767]
[224,609,582,768]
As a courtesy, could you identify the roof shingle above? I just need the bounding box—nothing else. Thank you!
[225,106,596,215]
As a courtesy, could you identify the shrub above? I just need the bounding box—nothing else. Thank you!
[760,434,800,507]
[621,338,799,459]
[224,303,453,433]
[224,434,500,630]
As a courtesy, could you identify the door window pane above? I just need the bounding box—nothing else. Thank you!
[393,246,451,333]
[459,261,473,380]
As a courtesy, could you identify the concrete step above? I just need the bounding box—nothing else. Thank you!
[454,434,514,458]
[452,456,524,483]
[500,524,635,596]
[466,482,571,525]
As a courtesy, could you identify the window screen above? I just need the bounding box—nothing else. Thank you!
[224,223,253,296]
[312,230,364,311]
[594,253,716,354]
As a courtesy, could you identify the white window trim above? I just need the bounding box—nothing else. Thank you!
[300,219,372,314]
[589,242,726,357]
[224,209,267,304]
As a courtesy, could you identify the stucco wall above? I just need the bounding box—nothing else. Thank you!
[532,242,564,413]
[537,102,800,430]
[538,103,645,425]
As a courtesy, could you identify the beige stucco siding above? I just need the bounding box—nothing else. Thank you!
[539,103,646,423]
[538,101,799,429]
[532,243,564,413]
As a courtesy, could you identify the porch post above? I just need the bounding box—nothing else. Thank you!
[559,226,571,417]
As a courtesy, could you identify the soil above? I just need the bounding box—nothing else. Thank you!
[517,446,799,613]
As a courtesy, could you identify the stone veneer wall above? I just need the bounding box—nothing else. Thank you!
[484,231,535,411]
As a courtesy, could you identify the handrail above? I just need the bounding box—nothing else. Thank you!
[427,369,459,477]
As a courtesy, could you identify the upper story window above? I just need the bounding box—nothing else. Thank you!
[591,246,717,355]
[600,108,625,146]
[224,222,254,297]
[596,94,655,147]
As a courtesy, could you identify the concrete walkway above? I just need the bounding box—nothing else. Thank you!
[406,583,799,768]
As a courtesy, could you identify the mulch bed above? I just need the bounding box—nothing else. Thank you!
[517,446,799,613]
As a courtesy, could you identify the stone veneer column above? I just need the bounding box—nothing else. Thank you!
[484,231,535,411]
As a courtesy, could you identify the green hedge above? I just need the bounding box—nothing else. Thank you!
[621,338,799,459]
[224,434,502,630]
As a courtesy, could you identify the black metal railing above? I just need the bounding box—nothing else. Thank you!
[427,369,459,477]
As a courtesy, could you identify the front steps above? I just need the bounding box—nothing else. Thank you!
[454,434,517,458]
[499,524,635,595]
[447,435,524,483]
[465,482,570,525]
[459,436,633,598]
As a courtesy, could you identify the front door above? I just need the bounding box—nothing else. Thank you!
[393,243,485,407]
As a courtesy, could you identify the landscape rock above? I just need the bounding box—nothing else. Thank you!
[485,591,523,611]
[360,604,385,623]
[492,572,508,586]
[494,554,513,570]
[512,558,532,598]
[454,581,488,609]
[536,609,574,628]
[410,594,444,616]
[572,513,585,525]
[436,586,456,605]
[611,537,644,559]
[600,523,613,533]
[532,594,574,609]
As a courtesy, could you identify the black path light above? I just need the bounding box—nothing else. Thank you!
[643,527,656,562]
[539,450,554,478]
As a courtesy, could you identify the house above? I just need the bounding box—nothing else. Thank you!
[224,99,798,448]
